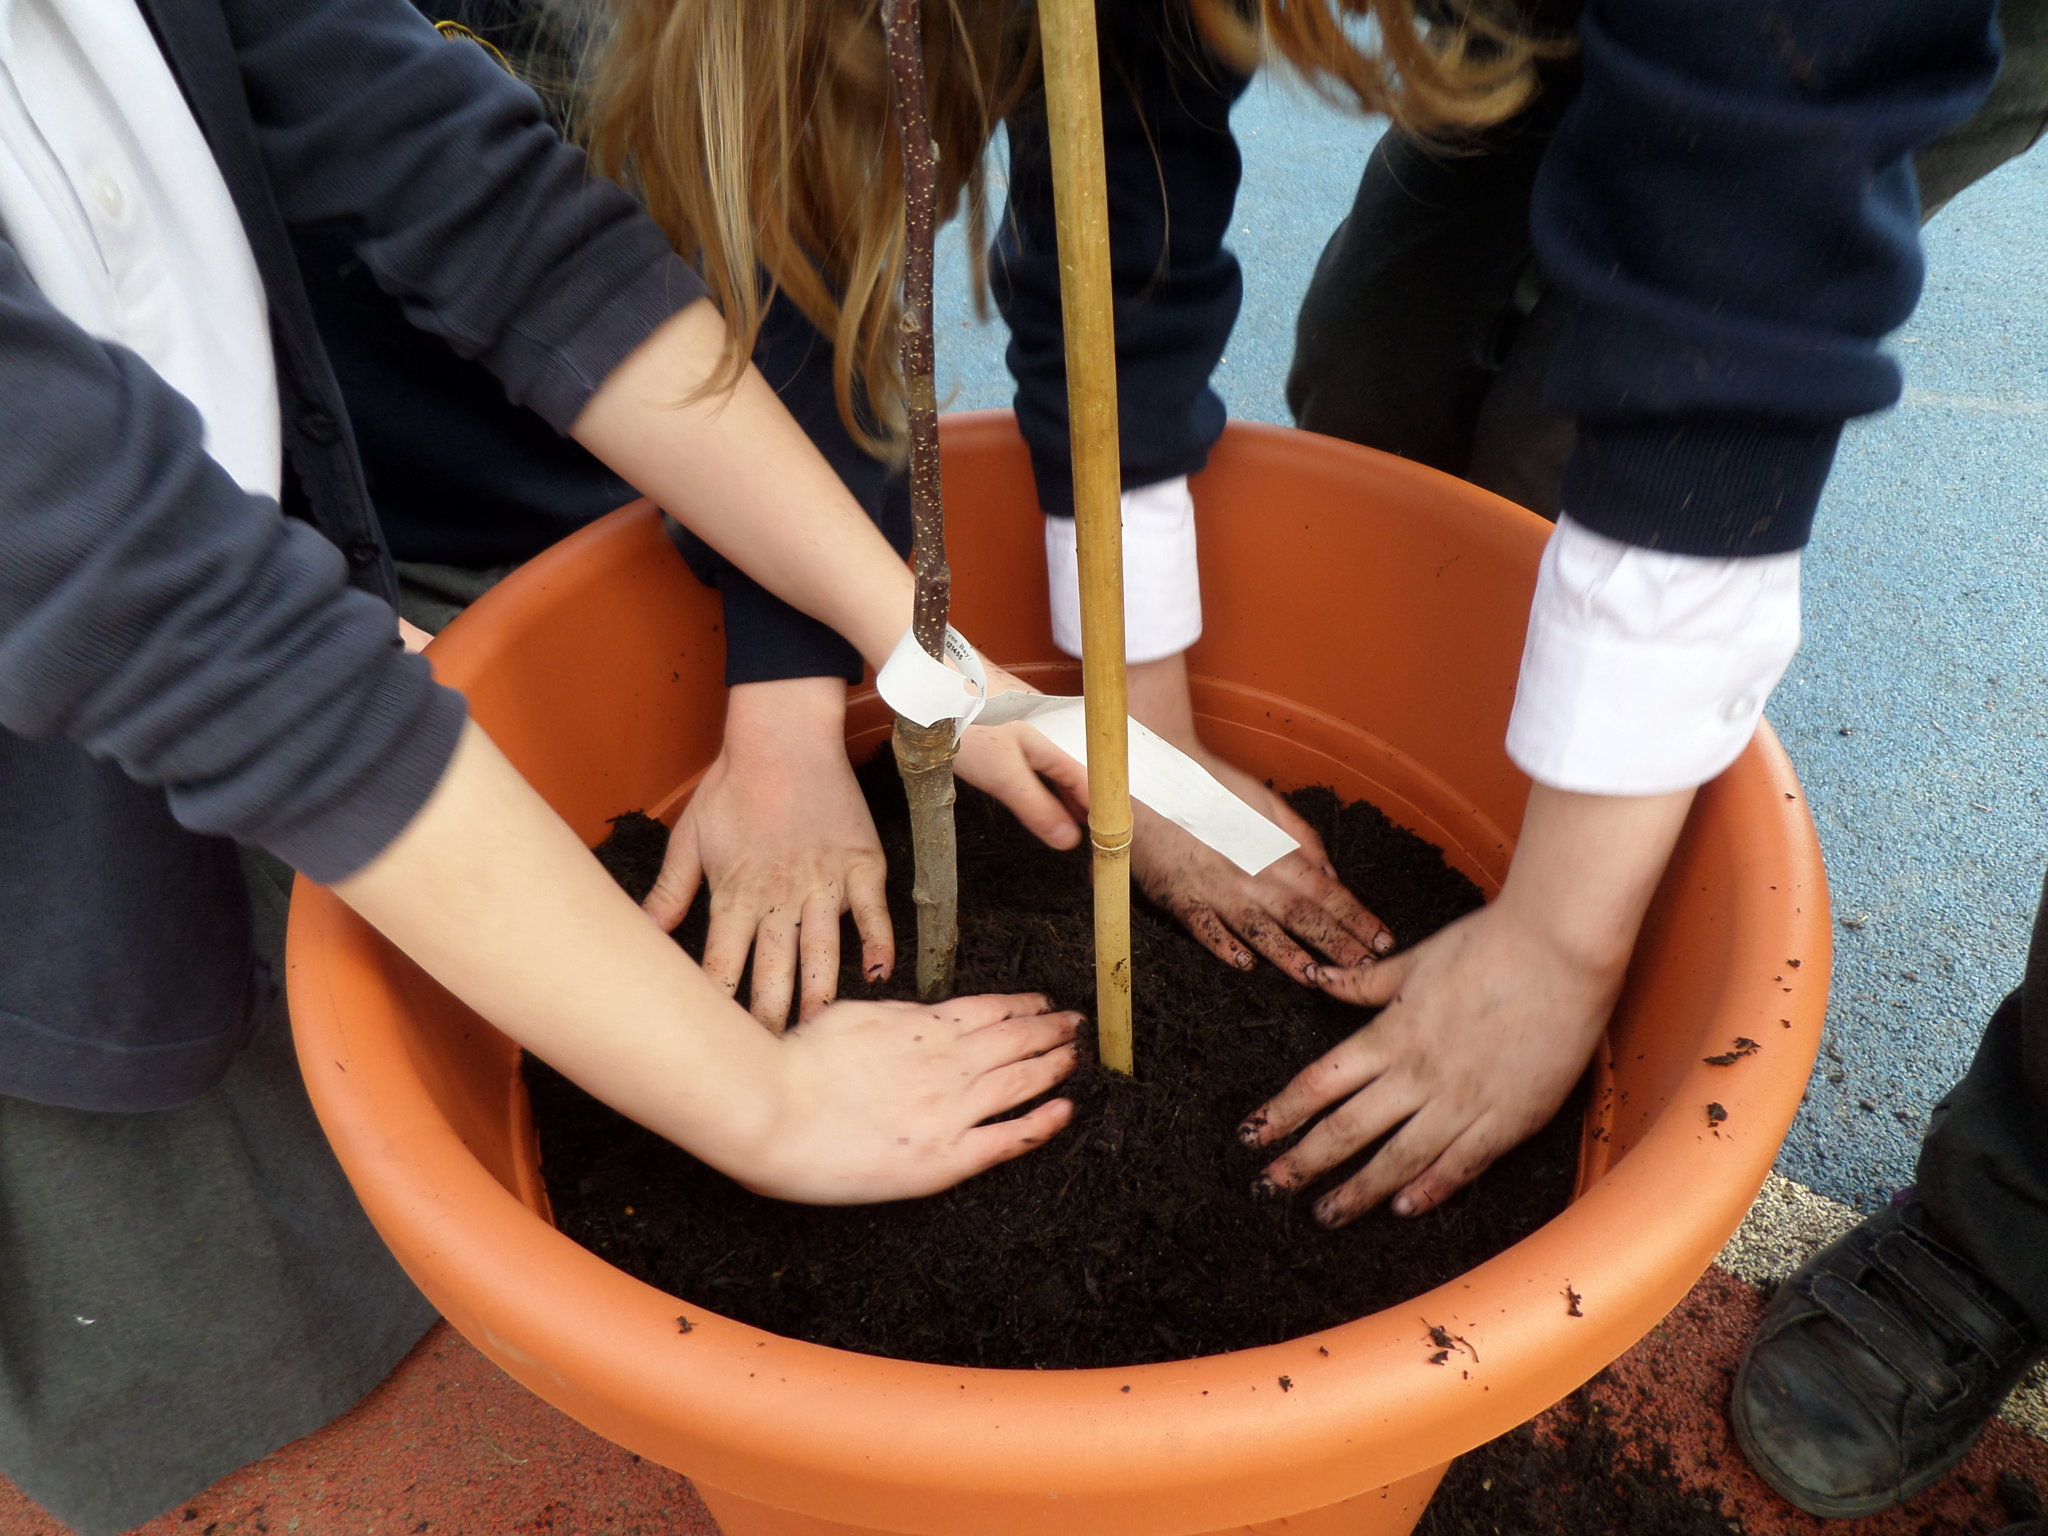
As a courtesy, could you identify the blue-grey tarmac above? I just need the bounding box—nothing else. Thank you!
[932,73,2048,1218]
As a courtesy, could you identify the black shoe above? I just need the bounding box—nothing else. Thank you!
[1731,1199,2044,1518]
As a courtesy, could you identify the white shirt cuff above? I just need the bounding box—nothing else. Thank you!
[1506,514,1803,795]
[1045,476,1202,663]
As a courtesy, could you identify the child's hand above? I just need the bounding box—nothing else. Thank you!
[646,678,891,1029]
[1132,743,1392,984]
[1238,898,1618,1225]
[1112,652,1390,983]
[1237,782,1695,1224]
[951,663,1089,851]
[735,992,1082,1203]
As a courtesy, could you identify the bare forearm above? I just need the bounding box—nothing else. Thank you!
[330,727,1076,1206]
[569,301,914,666]
[1497,782,1697,974]
[724,675,850,762]
[1126,651,1198,747]
[330,720,779,1168]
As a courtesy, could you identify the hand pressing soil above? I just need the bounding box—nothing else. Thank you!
[528,755,1585,1370]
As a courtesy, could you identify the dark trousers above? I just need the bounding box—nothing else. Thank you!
[1283,3,2048,1330]
[1285,0,2048,521]
[1918,876,2048,1333]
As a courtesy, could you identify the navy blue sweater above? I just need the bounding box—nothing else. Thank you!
[999,0,2001,556]
[713,0,1998,685]
[995,0,1251,517]
[1537,0,2000,553]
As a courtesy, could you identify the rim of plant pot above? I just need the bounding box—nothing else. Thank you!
[288,414,1828,1536]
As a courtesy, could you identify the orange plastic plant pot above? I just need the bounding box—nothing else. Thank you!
[288,415,1828,1536]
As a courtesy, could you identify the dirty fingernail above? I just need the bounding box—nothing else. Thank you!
[1238,1113,1268,1146]
[1373,930,1396,954]
[1303,963,1321,986]
[1392,1193,1417,1217]
[1313,1197,1345,1227]
[1251,1174,1285,1201]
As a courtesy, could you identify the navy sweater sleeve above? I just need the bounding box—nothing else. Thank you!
[0,240,463,887]
[1536,0,2000,555]
[995,0,1250,514]
[667,292,913,687]
[227,0,706,437]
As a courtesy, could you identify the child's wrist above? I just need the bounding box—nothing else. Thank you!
[724,676,850,761]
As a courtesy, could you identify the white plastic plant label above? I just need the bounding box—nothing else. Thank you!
[876,626,1299,876]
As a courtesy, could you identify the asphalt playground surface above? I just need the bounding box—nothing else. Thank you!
[4,67,2043,1536]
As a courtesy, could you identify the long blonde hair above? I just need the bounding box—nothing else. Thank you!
[583,1,1555,459]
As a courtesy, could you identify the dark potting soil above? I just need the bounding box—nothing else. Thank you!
[526,753,1586,1371]
[1418,1380,1744,1536]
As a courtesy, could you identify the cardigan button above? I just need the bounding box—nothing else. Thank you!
[301,409,342,445]
[345,539,381,569]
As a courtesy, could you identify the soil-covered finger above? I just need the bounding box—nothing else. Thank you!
[1241,1035,1383,1145]
[1262,1076,1417,1196]
[796,891,843,1024]
[969,1042,1080,1121]
[962,1009,1083,1072]
[957,1096,1073,1175]
[698,898,761,997]
[1004,771,1081,850]
[1278,894,1376,968]
[742,908,800,1029]
[942,991,1057,1031]
[1316,952,1405,1007]
[847,864,895,983]
[1231,907,1320,985]
[1313,1105,1458,1228]
[1170,898,1256,971]
[1315,882,1396,955]
[1397,1117,1510,1218]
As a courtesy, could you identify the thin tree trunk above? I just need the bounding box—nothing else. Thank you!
[885,0,960,1002]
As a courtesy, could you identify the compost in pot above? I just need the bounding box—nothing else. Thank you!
[527,754,1585,1371]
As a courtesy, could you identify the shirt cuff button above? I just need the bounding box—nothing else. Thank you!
[1723,694,1758,722]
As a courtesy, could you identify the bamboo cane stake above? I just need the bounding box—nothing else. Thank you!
[1037,0,1135,1074]
[884,0,960,1002]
